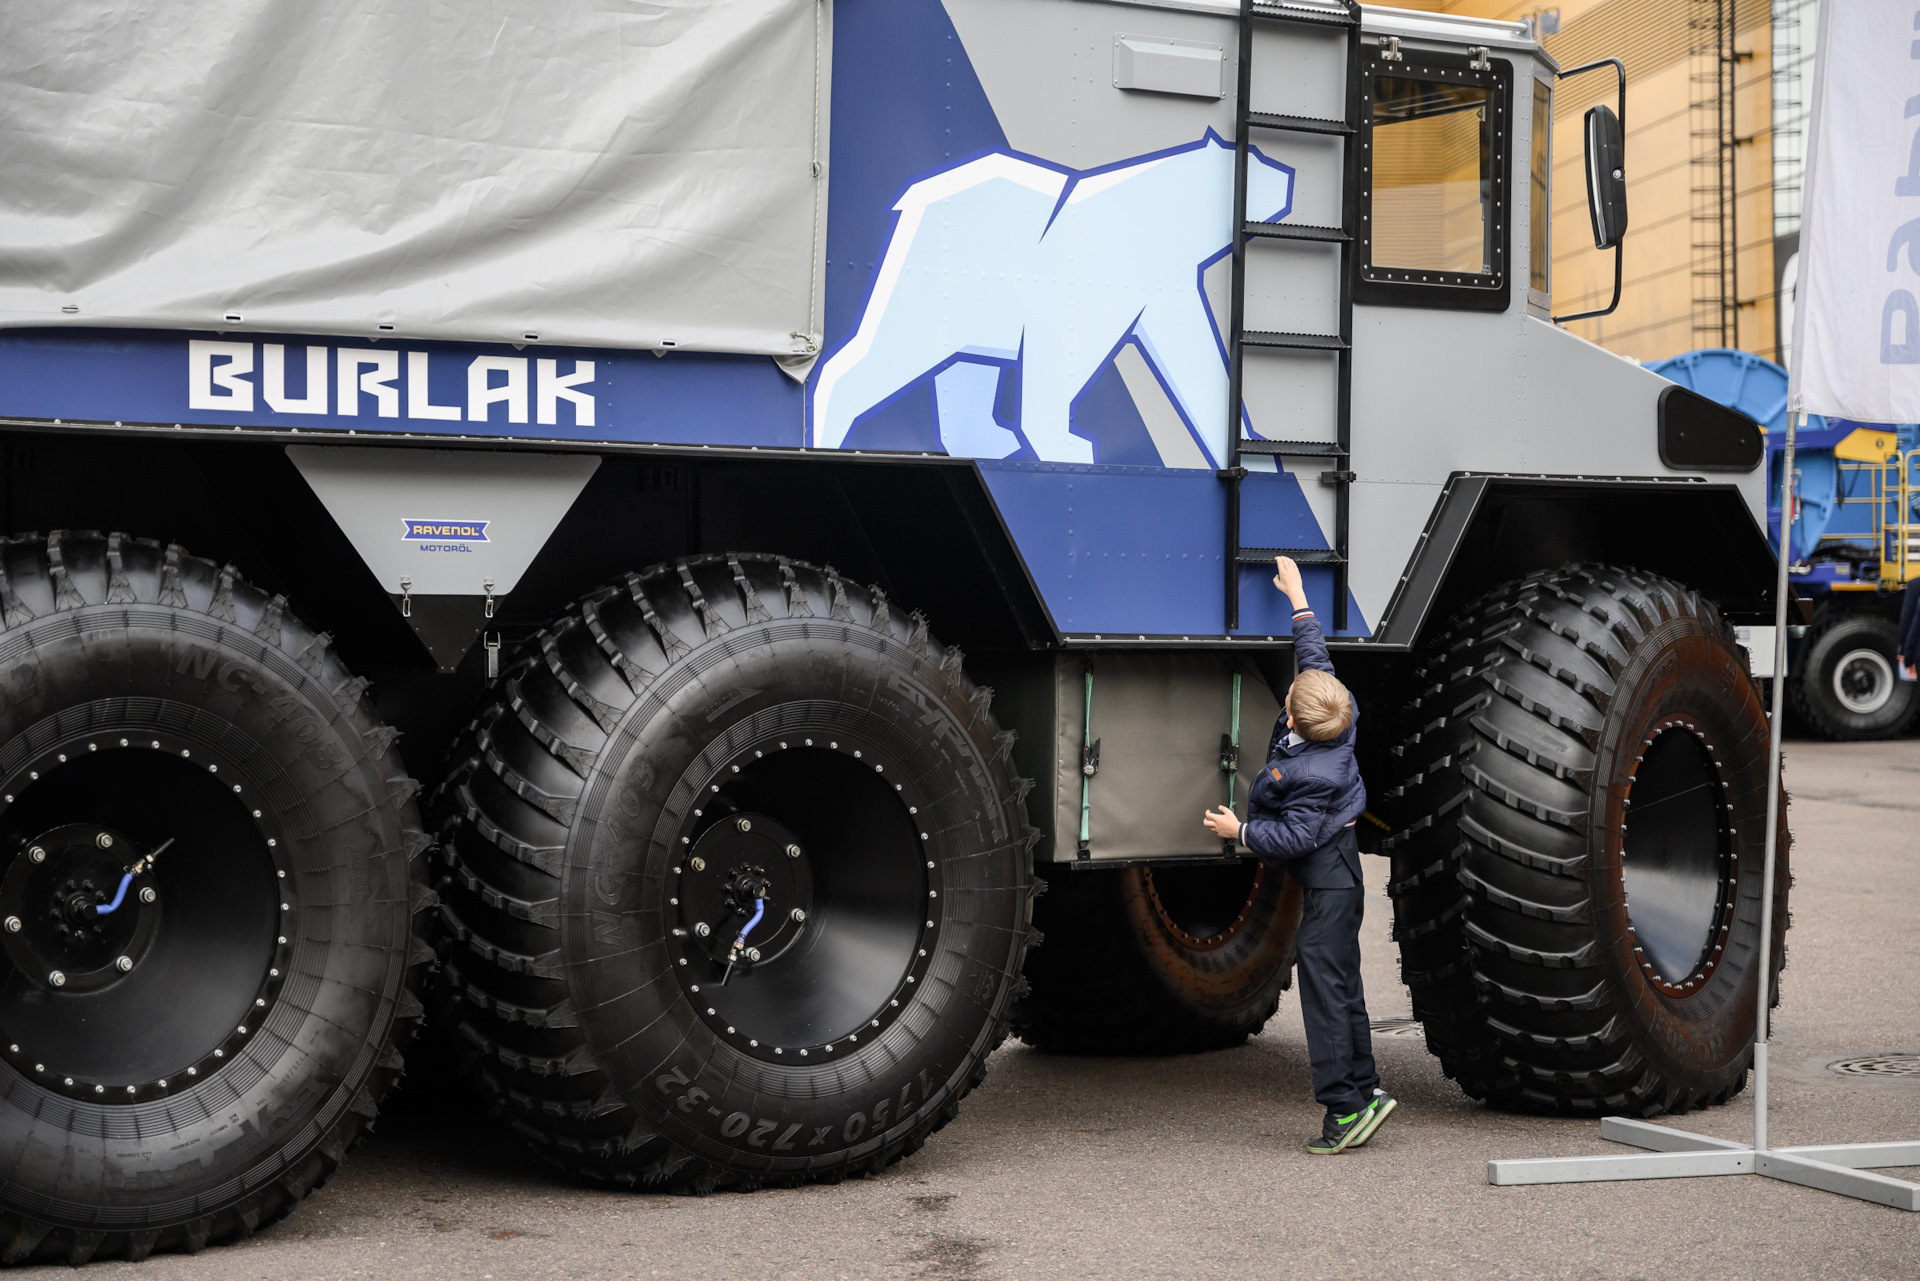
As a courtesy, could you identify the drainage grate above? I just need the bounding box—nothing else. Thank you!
[1827,1054,1920,1078]
[1369,1015,1425,1039]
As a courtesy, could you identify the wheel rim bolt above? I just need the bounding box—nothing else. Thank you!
[47,971,65,987]
[3,916,18,933]
[690,856,706,872]
[95,833,113,849]
[694,922,711,937]
[746,947,761,961]
[28,847,45,863]
[735,817,752,832]
[790,908,806,923]
[115,956,133,973]
[786,844,801,859]
[140,887,157,904]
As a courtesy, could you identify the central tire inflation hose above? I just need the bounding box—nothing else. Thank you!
[93,872,133,917]
[735,897,766,947]
[93,837,172,917]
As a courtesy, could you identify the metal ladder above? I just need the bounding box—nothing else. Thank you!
[1222,0,1363,632]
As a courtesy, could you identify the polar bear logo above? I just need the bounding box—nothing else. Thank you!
[811,133,1295,467]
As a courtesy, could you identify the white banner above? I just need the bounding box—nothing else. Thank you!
[1790,0,1920,420]
[0,1,825,358]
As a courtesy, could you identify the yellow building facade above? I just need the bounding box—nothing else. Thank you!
[1395,0,1779,363]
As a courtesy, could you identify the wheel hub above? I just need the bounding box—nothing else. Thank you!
[667,737,935,1063]
[0,736,291,1102]
[1833,647,1894,715]
[678,813,812,969]
[0,824,160,996]
[1620,718,1737,996]
[1139,862,1264,952]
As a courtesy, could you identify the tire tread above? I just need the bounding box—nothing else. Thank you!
[429,553,1035,1191]
[0,532,431,1266]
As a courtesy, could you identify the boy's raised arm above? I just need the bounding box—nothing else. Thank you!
[1274,555,1334,675]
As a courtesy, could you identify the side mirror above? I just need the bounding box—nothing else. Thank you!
[1583,104,1628,250]
[1554,57,1626,324]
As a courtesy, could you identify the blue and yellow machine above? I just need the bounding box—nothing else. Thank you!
[1650,348,1918,737]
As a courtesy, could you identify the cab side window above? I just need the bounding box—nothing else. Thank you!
[1357,47,1511,312]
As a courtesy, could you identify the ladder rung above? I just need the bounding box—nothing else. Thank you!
[1240,439,1347,456]
[1246,111,1354,137]
[1249,2,1359,29]
[1236,548,1347,565]
[1243,220,1349,243]
[1242,330,1346,351]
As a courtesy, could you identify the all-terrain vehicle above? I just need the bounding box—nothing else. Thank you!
[0,0,1785,1264]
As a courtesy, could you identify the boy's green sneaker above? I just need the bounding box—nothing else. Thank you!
[1347,1092,1397,1148]
[1305,1108,1367,1155]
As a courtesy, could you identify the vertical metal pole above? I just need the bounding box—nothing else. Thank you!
[1896,451,1912,587]
[1723,0,1737,349]
[1224,0,1254,633]
[1754,407,1797,1155]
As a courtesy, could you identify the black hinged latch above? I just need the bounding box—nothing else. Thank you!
[1319,470,1358,487]
[1217,466,1249,481]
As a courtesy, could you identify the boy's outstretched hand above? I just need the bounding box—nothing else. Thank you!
[1272,555,1308,610]
[1202,805,1242,841]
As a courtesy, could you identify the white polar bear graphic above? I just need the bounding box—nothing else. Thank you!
[811,134,1295,467]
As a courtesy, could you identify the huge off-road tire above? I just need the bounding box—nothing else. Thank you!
[431,554,1034,1190]
[1014,861,1302,1054]
[0,533,430,1266]
[1383,565,1789,1115]
[1786,612,1919,741]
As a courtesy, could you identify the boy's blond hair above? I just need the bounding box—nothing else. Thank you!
[1288,669,1354,741]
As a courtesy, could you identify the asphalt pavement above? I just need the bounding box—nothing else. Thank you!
[37,736,1920,1280]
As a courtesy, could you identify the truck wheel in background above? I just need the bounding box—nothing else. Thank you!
[431,554,1033,1191]
[1786,613,1919,741]
[1014,861,1301,1054]
[0,533,430,1266]
[1383,564,1789,1115]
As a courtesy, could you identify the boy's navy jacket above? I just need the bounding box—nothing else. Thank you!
[1242,609,1367,888]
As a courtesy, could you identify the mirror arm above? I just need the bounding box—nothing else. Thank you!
[1551,57,1627,325]
[1555,240,1624,326]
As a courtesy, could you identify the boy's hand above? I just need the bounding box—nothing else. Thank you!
[1271,556,1308,610]
[1202,806,1242,841]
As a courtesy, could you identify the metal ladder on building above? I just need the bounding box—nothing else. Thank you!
[1222,0,1363,632]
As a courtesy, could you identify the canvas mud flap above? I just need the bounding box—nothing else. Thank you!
[986,652,1286,864]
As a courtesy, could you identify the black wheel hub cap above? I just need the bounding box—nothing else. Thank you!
[668,738,935,1063]
[0,824,160,996]
[0,737,291,1101]
[678,813,813,969]
[1620,720,1737,995]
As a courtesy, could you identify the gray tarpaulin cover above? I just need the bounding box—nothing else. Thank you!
[0,0,826,356]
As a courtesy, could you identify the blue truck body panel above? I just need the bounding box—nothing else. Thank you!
[0,326,802,446]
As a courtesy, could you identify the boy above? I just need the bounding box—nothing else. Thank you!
[1203,556,1393,1155]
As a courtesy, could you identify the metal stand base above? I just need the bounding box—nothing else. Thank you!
[1489,1118,1920,1212]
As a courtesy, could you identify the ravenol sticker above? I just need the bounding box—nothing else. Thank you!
[402,519,489,541]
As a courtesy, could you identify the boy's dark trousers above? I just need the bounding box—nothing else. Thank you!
[1285,827,1379,1118]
